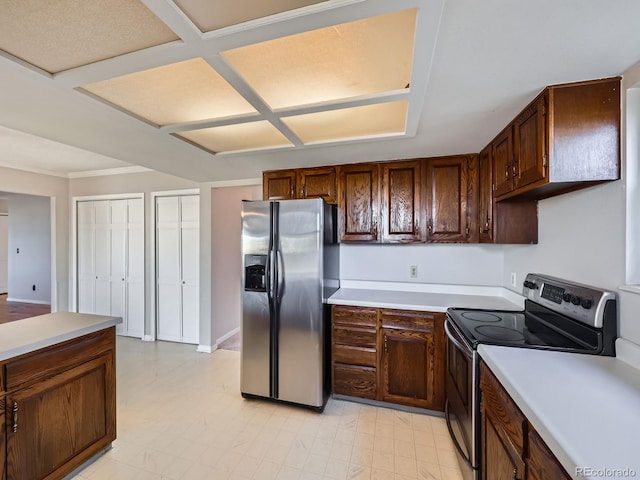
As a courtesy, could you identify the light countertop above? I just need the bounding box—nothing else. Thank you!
[0,311,122,361]
[479,343,640,480]
[328,280,524,312]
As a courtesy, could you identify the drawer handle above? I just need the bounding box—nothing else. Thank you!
[12,401,18,433]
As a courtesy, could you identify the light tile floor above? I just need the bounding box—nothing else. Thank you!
[74,338,463,480]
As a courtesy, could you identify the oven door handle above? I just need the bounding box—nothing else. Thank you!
[445,399,474,469]
[444,318,472,357]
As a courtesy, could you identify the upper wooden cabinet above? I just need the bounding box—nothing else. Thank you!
[380,160,424,243]
[478,145,494,243]
[297,167,337,203]
[263,169,296,200]
[492,77,620,201]
[425,155,476,243]
[263,167,338,203]
[338,163,380,242]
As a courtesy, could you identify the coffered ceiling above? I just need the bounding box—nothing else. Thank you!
[0,0,639,181]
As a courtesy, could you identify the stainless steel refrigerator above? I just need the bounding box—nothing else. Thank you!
[240,198,339,411]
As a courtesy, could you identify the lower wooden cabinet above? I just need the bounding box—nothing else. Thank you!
[527,428,571,480]
[0,328,116,480]
[480,362,525,480]
[331,305,445,411]
[480,361,571,480]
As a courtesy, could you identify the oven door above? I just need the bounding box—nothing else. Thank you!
[444,316,479,480]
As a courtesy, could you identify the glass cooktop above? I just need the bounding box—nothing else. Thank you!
[446,307,594,352]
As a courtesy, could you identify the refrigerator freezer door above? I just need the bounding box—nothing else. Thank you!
[241,201,272,398]
[276,199,325,408]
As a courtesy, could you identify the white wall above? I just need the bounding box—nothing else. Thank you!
[211,185,262,344]
[7,193,51,304]
[0,168,67,310]
[340,244,505,286]
[0,215,7,294]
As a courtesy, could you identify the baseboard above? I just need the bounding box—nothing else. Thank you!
[197,344,216,353]
[216,327,240,345]
[6,297,51,305]
[143,335,155,342]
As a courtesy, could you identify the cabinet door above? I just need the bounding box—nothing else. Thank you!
[514,93,547,190]
[478,145,494,243]
[94,201,111,316]
[0,403,5,480]
[425,156,470,242]
[298,167,337,203]
[180,196,200,345]
[6,355,115,480]
[110,200,127,336]
[380,160,425,243]
[482,411,525,480]
[380,327,434,408]
[77,201,95,314]
[263,170,296,200]
[338,163,380,242]
[527,428,571,480]
[493,126,514,197]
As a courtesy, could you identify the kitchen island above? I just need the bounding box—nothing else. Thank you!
[0,312,121,480]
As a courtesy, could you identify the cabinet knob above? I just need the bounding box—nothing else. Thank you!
[12,401,18,433]
[427,218,433,234]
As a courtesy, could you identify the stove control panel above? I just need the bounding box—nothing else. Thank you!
[522,273,616,328]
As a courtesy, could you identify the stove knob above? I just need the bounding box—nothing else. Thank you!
[563,293,572,302]
[571,295,581,306]
[581,298,593,310]
[523,281,531,289]
[531,282,539,290]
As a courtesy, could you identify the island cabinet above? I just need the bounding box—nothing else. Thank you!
[0,328,116,480]
[491,77,620,202]
[480,362,571,480]
[331,305,446,411]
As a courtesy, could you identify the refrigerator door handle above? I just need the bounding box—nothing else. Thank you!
[275,249,285,302]
[266,250,276,301]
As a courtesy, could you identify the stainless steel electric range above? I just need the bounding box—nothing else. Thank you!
[444,273,618,480]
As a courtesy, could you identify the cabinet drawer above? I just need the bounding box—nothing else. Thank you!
[333,364,377,400]
[332,305,377,327]
[480,362,525,456]
[333,325,377,348]
[380,309,439,331]
[4,328,115,392]
[333,345,376,367]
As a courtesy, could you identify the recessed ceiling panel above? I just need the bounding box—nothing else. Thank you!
[178,121,292,153]
[0,0,179,73]
[282,101,408,144]
[222,9,417,109]
[174,0,327,32]
[82,58,256,126]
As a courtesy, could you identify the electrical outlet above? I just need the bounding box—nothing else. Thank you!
[510,272,517,288]
[410,265,418,278]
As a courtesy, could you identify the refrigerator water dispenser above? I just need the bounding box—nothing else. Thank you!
[244,254,267,291]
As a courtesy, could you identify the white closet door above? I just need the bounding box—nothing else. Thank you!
[156,196,182,342]
[94,201,111,316]
[110,200,127,335]
[126,198,144,338]
[180,196,200,344]
[77,202,95,313]
[0,215,8,295]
